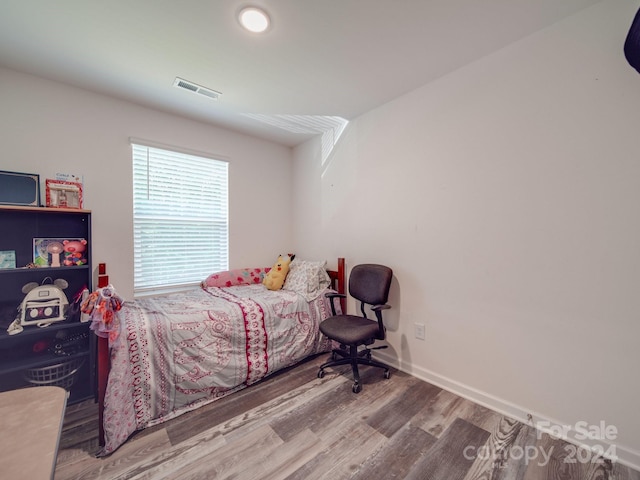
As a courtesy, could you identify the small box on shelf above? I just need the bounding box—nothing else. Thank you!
[0,251,16,270]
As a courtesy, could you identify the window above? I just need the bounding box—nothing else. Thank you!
[131,141,228,296]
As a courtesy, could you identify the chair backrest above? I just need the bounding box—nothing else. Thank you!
[348,264,393,306]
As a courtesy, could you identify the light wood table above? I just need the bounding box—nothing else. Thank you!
[0,386,68,480]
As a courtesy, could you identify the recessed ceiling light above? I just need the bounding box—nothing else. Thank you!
[239,7,270,33]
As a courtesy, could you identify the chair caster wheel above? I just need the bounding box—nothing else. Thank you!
[383,370,391,379]
[317,369,325,379]
[352,383,362,393]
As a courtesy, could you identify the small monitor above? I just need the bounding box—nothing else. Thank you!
[0,171,40,206]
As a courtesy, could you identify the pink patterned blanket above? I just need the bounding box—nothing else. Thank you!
[99,284,334,455]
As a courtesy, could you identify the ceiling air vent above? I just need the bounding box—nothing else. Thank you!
[173,77,221,100]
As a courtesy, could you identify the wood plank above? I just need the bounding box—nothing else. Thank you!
[352,423,438,480]
[365,374,441,437]
[54,437,101,467]
[218,374,347,444]
[415,388,473,437]
[60,398,98,427]
[55,427,173,480]
[246,428,323,480]
[58,404,102,451]
[269,377,359,441]
[490,423,541,480]
[285,416,388,480]
[612,463,640,480]
[140,424,276,480]
[456,400,506,434]
[521,431,613,480]
[463,415,523,480]
[405,417,491,480]
[269,370,393,442]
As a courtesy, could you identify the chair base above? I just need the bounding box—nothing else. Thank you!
[317,344,390,393]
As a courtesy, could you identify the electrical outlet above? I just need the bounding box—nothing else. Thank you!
[414,322,425,340]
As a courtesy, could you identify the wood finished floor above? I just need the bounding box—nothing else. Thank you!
[55,354,640,480]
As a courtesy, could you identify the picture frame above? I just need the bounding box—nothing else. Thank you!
[33,238,88,267]
[45,179,83,209]
[0,250,16,269]
[0,171,40,206]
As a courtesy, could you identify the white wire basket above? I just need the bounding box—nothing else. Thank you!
[24,358,85,390]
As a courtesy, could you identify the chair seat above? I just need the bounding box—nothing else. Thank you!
[319,315,379,345]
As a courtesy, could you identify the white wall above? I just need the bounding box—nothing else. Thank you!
[0,68,293,299]
[293,0,640,468]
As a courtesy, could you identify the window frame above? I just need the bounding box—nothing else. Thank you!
[130,138,229,297]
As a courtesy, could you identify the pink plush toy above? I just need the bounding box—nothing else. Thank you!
[63,239,88,266]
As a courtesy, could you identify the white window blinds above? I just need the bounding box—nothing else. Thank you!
[132,142,229,296]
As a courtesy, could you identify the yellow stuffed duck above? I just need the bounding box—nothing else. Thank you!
[263,254,295,290]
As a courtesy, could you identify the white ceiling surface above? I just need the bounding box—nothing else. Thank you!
[0,0,602,147]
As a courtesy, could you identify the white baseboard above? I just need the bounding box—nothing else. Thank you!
[374,351,640,472]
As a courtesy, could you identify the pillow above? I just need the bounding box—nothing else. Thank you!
[282,259,331,301]
[203,267,270,288]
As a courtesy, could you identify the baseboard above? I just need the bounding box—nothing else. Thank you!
[374,351,640,472]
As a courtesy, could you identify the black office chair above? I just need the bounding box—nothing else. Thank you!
[317,264,393,393]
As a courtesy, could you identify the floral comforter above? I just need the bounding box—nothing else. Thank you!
[99,284,334,455]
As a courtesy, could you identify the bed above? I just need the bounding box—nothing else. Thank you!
[94,258,345,456]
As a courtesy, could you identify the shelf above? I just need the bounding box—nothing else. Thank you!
[0,265,89,276]
[0,319,90,341]
[0,205,91,214]
[0,350,90,376]
[0,352,94,406]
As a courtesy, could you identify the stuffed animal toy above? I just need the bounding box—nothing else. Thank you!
[63,239,88,266]
[81,284,124,343]
[263,254,295,291]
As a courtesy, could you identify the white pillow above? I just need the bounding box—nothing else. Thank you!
[283,260,331,301]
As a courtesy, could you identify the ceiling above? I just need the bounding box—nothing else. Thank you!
[0,0,601,147]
